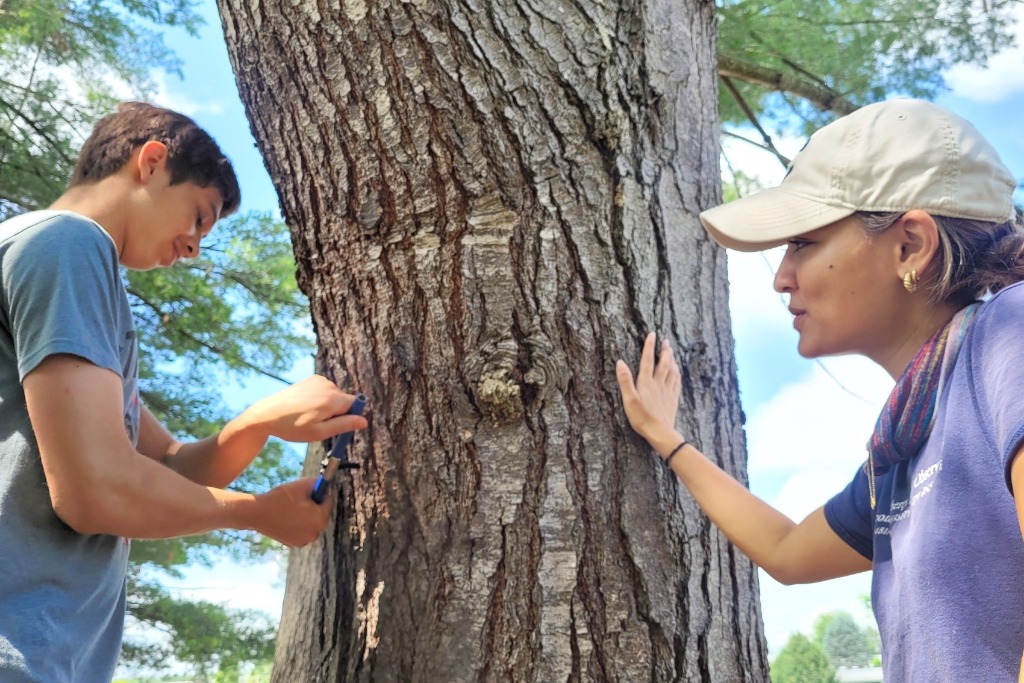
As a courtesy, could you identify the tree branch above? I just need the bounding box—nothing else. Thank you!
[717,55,858,116]
[127,286,292,385]
[720,76,790,168]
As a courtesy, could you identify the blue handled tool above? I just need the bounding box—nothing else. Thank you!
[311,393,367,503]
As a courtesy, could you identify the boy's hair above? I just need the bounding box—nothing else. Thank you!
[70,102,241,216]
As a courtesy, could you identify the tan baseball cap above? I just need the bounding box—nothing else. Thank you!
[699,98,1017,252]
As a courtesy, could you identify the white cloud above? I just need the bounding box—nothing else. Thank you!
[161,558,287,619]
[739,357,890,654]
[727,247,791,337]
[946,6,1024,102]
[769,470,861,523]
[150,69,226,117]
[746,359,891,478]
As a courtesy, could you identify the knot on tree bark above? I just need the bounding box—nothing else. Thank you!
[477,370,523,423]
[522,337,569,401]
[464,338,524,424]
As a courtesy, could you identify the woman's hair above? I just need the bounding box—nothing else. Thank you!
[858,210,1024,305]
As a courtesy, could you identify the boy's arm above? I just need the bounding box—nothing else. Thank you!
[24,354,333,545]
[136,375,368,488]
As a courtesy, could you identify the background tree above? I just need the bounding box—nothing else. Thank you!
[770,634,836,683]
[0,2,310,675]
[814,612,873,670]
[218,0,765,680]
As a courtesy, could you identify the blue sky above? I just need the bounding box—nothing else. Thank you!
[147,0,1024,658]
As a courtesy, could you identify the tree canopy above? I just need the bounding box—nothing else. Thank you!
[812,611,875,669]
[717,0,1020,161]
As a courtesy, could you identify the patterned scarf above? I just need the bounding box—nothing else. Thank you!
[868,302,980,477]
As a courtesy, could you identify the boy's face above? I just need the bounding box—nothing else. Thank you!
[123,142,224,270]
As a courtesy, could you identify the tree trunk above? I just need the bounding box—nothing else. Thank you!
[217,0,767,680]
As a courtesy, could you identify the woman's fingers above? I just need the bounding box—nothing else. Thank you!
[615,360,638,400]
[654,339,673,382]
[638,332,656,380]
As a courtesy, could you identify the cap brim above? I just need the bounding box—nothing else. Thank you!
[699,187,857,252]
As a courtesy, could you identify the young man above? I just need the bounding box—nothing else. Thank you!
[0,102,367,681]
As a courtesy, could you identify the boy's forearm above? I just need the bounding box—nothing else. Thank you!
[165,414,270,488]
[56,446,261,539]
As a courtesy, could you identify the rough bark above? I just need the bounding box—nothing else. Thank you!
[216,0,768,680]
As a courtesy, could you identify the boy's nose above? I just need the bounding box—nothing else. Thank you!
[180,236,200,259]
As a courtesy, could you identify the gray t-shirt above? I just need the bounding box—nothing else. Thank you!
[0,211,140,682]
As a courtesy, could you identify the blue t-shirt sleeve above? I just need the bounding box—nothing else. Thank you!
[824,464,874,560]
[2,217,125,381]
[966,283,1024,492]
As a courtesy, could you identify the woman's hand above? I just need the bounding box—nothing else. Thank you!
[616,332,681,445]
[241,375,368,443]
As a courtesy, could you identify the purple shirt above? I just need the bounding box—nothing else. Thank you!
[825,281,1024,681]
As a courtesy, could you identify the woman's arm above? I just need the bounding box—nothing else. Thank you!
[1007,445,1024,683]
[617,333,870,584]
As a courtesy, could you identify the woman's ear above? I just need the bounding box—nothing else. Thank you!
[895,210,941,279]
[134,140,169,184]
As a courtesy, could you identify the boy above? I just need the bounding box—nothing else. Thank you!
[0,102,367,681]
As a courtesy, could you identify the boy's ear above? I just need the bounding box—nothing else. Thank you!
[135,140,169,184]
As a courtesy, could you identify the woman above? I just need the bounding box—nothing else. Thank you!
[616,98,1024,681]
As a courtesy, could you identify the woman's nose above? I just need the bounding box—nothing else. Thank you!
[774,253,795,293]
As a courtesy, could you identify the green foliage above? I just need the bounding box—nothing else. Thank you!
[820,612,873,668]
[811,612,839,646]
[0,2,311,676]
[770,634,837,683]
[0,1,202,218]
[128,212,311,387]
[124,574,275,678]
[717,0,1020,132]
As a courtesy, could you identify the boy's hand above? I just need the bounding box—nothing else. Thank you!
[616,332,681,443]
[242,375,368,443]
[250,477,334,547]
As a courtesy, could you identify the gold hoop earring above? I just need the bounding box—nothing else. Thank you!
[903,269,919,293]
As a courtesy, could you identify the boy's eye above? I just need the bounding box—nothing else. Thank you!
[788,239,811,252]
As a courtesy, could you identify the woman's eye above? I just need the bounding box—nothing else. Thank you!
[789,240,811,252]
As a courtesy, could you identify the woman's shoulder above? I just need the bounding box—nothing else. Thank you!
[966,282,1024,354]
[979,281,1024,319]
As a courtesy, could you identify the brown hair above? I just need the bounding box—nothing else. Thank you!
[70,102,241,216]
[858,211,1024,305]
